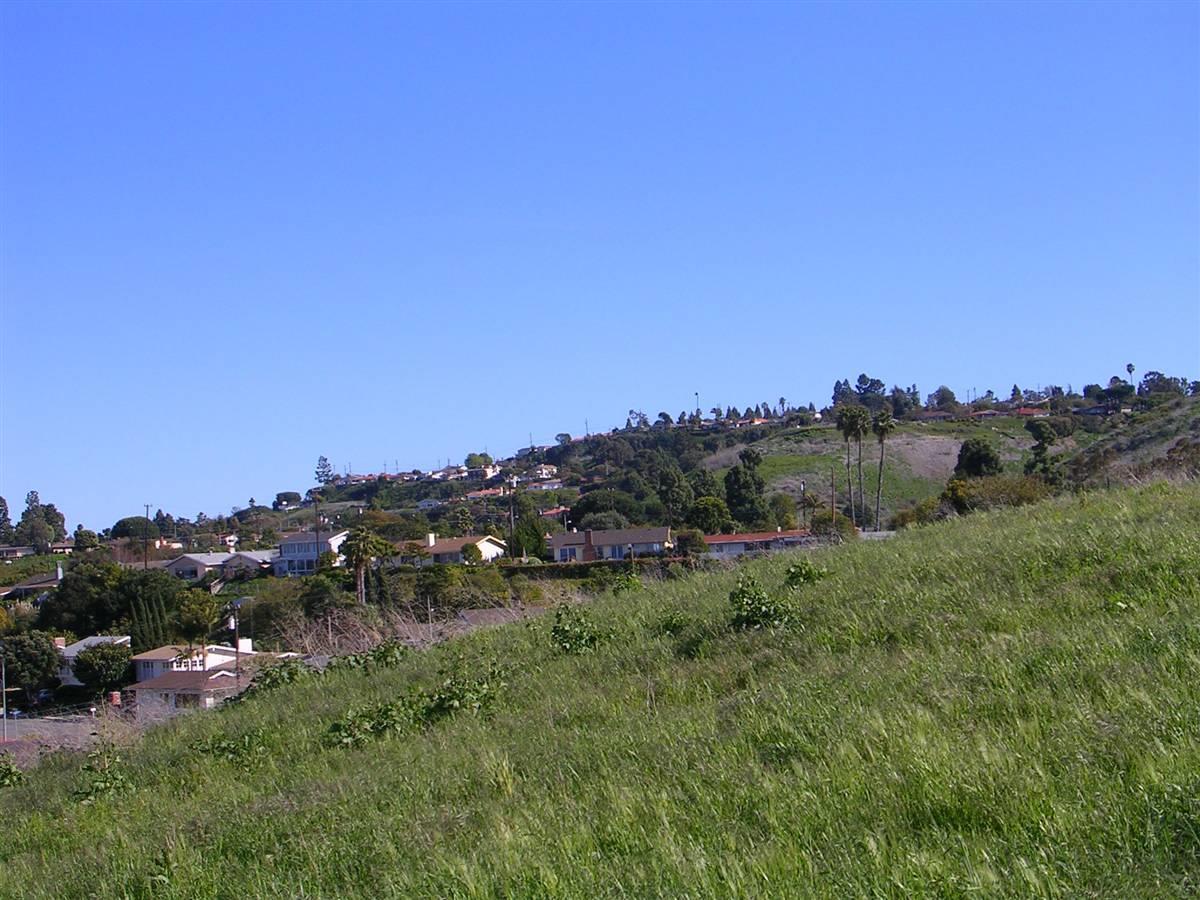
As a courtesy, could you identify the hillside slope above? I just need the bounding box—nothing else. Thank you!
[1069,396,1200,486]
[2,484,1199,897]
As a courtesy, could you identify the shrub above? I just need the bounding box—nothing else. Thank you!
[74,744,129,804]
[191,729,269,771]
[809,510,858,541]
[942,475,1052,515]
[508,574,544,606]
[954,436,1003,478]
[611,571,642,595]
[730,575,793,630]
[0,756,21,788]
[784,558,827,589]
[891,497,943,529]
[550,605,605,655]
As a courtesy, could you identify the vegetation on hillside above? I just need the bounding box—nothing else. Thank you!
[1,484,1197,896]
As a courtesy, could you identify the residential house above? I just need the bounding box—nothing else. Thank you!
[49,540,76,554]
[164,552,234,581]
[548,527,673,562]
[525,479,564,492]
[55,635,131,687]
[130,666,247,720]
[397,533,507,566]
[703,529,813,558]
[221,550,278,578]
[468,464,503,480]
[530,464,558,479]
[273,530,349,576]
[428,465,469,482]
[1015,407,1051,418]
[0,545,36,560]
[130,640,255,683]
[466,487,509,501]
[539,505,570,520]
[0,565,63,601]
[416,498,445,511]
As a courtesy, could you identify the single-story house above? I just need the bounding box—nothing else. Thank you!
[55,635,131,687]
[0,565,64,601]
[704,529,813,557]
[164,552,234,581]
[273,530,349,576]
[222,550,278,577]
[397,534,508,566]
[1015,407,1051,418]
[531,464,558,479]
[416,499,445,511]
[131,640,255,683]
[130,666,247,720]
[0,545,36,560]
[466,487,509,500]
[525,479,564,492]
[548,527,673,562]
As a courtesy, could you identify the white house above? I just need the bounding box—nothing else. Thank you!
[397,533,507,566]
[531,464,558,479]
[55,635,131,687]
[525,479,564,492]
[273,530,349,576]
[221,550,278,577]
[130,640,255,683]
[548,527,672,562]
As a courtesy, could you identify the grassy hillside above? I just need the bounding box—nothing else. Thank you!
[1069,396,1200,486]
[2,484,1199,897]
[705,418,1044,521]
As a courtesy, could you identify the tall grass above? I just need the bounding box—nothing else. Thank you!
[1,484,1198,897]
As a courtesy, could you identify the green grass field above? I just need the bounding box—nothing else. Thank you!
[2,484,1199,897]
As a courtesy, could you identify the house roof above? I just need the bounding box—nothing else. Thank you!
[230,550,278,563]
[550,527,671,548]
[279,530,348,545]
[168,553,234,567]
[130,668,244,693]
[704,529,811,545]
[130,643,251,662]
[421,535,507,555]
[8,570,62,589]
[63,635,130,657]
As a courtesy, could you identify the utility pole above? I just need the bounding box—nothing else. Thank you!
[695,391,700,418]
[800,479,807,529]
[143,503,150,570]
[1,645,7,743]
[314,492,321,576]
[831,466,837,522]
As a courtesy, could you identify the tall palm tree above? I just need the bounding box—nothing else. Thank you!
[342,527,394,605]
[872,410,896,532]
[835,405,866,526]
[851,407,870,525]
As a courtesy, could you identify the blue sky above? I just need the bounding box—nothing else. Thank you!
[1,0,1197,531]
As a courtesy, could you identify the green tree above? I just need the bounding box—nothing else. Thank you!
[340,527,395,604]
[687,468,722,500]
[110,516,159,541]
[177,590,221,663]
[450,506,474,535]
[1,632,59,702]
[768,493,798,530]
[0,496,12,544]
[1024,420,1059,481]
[72,525,100,550]
[654,462,694,526]
[872,410,896,532]
[724,464,766,526]
[461,543,483,566]
[72,643,132,695]
[510,517,547,560]
[273,492,302,510]
[955,437,1003,478]
[928,386,958,410]
[687,496,734,534]
[578,511,631,531]
[37,560,125,636]
[315,455,336,485]
[465,452,493,467]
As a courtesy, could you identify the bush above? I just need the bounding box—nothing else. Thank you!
[191,729,269,771]
[508,574,544,606]
[891,497,944,529]
[784,558,827,589]
[942,475,1052,515]
[954,437,1004,478]
[809,510,858,541]
[0,756,21,788]
[729,575,793,630]
[550,605,605,654]
[611,571,642,595]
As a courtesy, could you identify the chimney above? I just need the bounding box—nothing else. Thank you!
[426,533,437,547]
[56,563,63,580]
[53,636,67,650]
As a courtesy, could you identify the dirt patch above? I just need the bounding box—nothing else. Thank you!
[888,435,961,481]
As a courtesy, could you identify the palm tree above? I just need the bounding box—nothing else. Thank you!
[1126,362,1135,383]
[852,408,870,525]
[872,410,896,532]
[835,405,867,526]
[341,527,394,605]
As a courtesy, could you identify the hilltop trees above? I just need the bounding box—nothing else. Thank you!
[13,492,66,553]
[315,456,336,485]
[111,516,159,541]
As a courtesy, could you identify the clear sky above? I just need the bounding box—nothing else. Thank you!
[1,0,1197,531]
